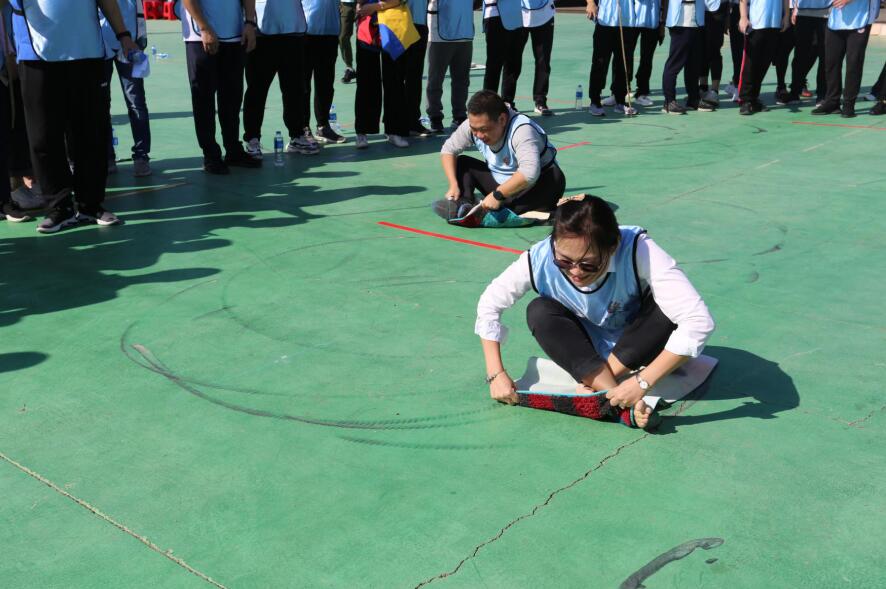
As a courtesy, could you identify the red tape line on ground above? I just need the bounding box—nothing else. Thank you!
[378,221,523,255]
[559,141,592,150]
[792,121,886,131]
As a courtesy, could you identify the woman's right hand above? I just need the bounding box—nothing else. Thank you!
[585,1,598,20]
[489,372,518,405]
[739,17,749,34]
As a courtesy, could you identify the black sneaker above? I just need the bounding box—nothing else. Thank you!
[751,101,769,113]
[739,102,754,116]
[341,67,356,84]
[782,91,801,104]
[36,206,78,234]
[504,101,518,112]
[317,125,347,144]
[662,100,686,115]
[775,87,791,105]
[841,101,856,118]
[2,201,33,223]
[871,101,886,116]
[203,157,230,175]
[429,118,445,133]
[410,123,434,137]
[684,101,699,111]
[698,100,716,112]
[533,103,553,116]
[225,149,263,168]
[811,102,840,115]
[451,117,466,128]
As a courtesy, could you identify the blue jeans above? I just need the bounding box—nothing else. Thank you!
[104,58,151,160]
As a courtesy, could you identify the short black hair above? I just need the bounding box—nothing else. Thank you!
[467,90,508,120]
[552,196,620,255]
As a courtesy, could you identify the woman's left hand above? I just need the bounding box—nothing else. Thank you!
[356,3,378,17]
[605,377,645,409]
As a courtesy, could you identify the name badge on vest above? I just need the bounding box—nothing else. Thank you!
[503,155,511,166]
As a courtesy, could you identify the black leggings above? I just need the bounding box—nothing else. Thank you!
[526,293,677,383]
[700,3,729,83]
[454,154,565,214]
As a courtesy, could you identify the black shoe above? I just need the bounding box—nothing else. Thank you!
[739,102,754,116]
[410,123,434,137]
[317,125,347,144]
[871,101,886,116]
[451,117,466,128]
[811,102,841,115]
[36,206,78,234]
[662,100,686,115]
[533,103,553,116]
[429,118,445,133]
[2,201,33,223]
[775,87,791,105]
[203,157,230,175]
[341,67,356,84]
[504,101,518,112]
[751,101,769,113]
[782,91,801,104]
[225,149,263,168]
[698,100,716,112]
[841,101,856,118]
[684,101,699,111]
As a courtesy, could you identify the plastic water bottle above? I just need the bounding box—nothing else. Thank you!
[130,51,150,78]
[329,104,341,134]
[575,84,584,110]
[274,131,284,167]
[112,127,119,149]
[151,45,157,61]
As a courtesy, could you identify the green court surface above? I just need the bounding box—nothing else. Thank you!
[2,14,886,589]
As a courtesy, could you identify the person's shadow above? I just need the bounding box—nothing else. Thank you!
[655,345,800,434]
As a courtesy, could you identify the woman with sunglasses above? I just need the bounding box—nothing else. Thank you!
[475,195,715,429]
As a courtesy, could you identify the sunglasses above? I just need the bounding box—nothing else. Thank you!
[552,240,605,274]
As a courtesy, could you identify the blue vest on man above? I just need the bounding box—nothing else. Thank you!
[255,0,308,35]
[303,0,341,35]
[529,226,648,358]
[10,0,106,61]
[472,113,557,185]
[828,0,879,30]
[428,0,474,41]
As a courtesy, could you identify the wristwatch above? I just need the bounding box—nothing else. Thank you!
[635,372,651,391]
[492,189,506,202]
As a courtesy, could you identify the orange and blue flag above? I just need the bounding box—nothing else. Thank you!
[357,1,420,60]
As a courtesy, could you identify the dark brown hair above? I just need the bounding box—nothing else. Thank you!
[552,196,620,255]
[466,90,508,121]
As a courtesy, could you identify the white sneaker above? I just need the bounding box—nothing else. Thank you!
[246,138,263,160]
[862,92,876,102]
[702,89,720,106]
[724,82,737,96]
[386,134,409,148]
[11,186,47,209]
[614,104,637,116]
[588,103,606,117]
[78,206,122,226]
[601,95,616,107]
[633,95,654,107]
[355,134,369,149]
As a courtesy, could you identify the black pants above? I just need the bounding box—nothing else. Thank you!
[590,24,639,105]
[635,27,659,96]
[19,59,108,209]
[186,42,245,160]
[526,293,676,383]
[339,2,356,70]
[790,16,827,100]
[823,25,871,106]
[700,3,729,83]
[405,24,429,130]
[7,79,32,177]
[738,28,778,103]
[511,18,555,105]
[354,43,409,136]
[454,155,566,214]
[303,34,338,129]
[0,80,9,207]
[243,34,306,141]
[662,27,704,104]
[483,17,525,104]
[773,25,794,89]
[728,4,744,84]
[874,61,886,100]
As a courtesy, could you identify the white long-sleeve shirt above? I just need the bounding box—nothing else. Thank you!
[475,234,715,357]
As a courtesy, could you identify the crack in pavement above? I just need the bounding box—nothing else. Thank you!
[412,434,650,588]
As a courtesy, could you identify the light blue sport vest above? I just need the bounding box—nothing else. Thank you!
[255,0,308,35]
[428,0,474,41]
[665,0,720,27]
[795,0,830,9]
[472,113,557,184]
[11,0,106,61]
[747,0,783,29]
[177,0,244,42]
[529,226,648,358]
[597,0,637,27]
[101,0,146,55]
[828,0,879,30]
[303,0,341,36]
[635,0,662,28]
[489,0,523,31]
[407,0,429,26]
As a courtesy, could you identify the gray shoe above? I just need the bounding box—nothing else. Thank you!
[133,157,152,177]
[11,186,47,210]
[37,207,78,234]
[78,206,122,226]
